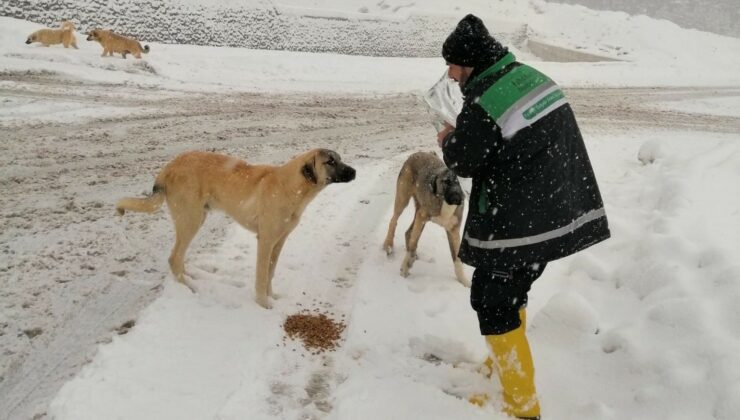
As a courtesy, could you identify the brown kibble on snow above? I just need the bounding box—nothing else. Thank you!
[283,311,345,353]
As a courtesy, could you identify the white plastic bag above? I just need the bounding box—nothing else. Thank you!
[422,71,464,132]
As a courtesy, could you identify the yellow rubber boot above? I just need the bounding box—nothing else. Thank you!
[479,309,527,379]
[486,309,540,419]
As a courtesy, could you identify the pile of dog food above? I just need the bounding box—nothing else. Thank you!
[283,310,345,353]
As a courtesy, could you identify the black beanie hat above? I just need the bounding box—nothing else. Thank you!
[442,14,507,67]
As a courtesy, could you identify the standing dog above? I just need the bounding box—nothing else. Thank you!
[86,29,150,58]
[25,21,78,49]
[116,149,356,309]
[383,151,469,286]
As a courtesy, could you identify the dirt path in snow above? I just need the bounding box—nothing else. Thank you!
[1,74,739,419]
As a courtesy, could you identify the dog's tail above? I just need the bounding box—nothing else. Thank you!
[116,183,165,216]
[141,43,150,54]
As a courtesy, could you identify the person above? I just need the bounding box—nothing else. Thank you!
[437,14,611,420]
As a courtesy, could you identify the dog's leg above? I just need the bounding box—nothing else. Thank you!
[401,209,426,278]
[168,206,204,292]
[383,174,412,255]
[255,234,278,309]
[446,226,470,287]
[267,233,290,299]
[383,193,411,255]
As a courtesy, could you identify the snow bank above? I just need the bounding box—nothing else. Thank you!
[4,0,740,99]
[0,16,444,95]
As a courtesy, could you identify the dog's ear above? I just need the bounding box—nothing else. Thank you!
[430,174,438,195]
[302,162,317,184]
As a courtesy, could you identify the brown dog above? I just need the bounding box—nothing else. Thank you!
[86,29,150,59]
[25,21,78,48]
[383,151,469,286]
[116,149,356,308]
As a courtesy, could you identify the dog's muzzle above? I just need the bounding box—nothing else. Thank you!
[335,165,356,183]
[86,35,94,41]
[444,190,463,206]
[25,39,32,44]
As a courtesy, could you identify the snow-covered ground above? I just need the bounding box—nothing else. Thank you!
[42,123,740,420]
[2,1,740,419]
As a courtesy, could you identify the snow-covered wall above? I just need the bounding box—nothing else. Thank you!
[1,0,466,57]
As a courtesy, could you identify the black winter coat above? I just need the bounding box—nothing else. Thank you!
[442,55,610,270]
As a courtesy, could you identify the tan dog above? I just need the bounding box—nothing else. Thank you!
[86,29,150,59]
[25,21,78,48]
[116,149,355,308]
[383,151,469,286]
